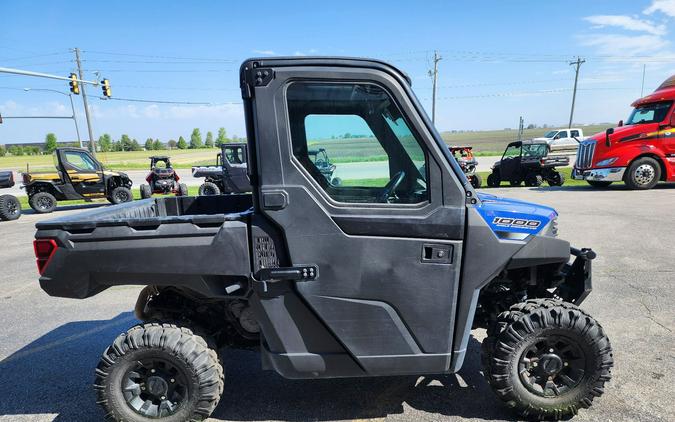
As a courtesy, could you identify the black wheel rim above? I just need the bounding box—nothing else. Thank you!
[122,358,189,417]
[518,335,586,397]
[204,187,215,195]
[37,196,53,210]
[115,191,130,202]
[7,199,18,215]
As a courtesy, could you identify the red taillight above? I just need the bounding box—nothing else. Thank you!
[33,239,58,275]
[174,173,180,181]
[146,174,153,183]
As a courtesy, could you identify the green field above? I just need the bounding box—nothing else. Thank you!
[1,124,612,175]
[439,124,612,154]
[0,148,221,172]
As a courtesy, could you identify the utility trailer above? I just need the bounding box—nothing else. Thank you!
[34,57,612,421]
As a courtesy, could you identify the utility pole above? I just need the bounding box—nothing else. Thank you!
[568,56,585,129]
[23,88,82,148]
[428,50,442,124]
[517,116,524,141]
[640,64,646,97]
[73,48,97,156]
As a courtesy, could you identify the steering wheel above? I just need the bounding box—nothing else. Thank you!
[378,171,406,203]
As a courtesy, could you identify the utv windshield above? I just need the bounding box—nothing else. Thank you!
[626,101,672,125]
[522,143,548,158]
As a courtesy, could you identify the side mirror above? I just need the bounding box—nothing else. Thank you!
[605,128,614,147]
[618,120,624,127]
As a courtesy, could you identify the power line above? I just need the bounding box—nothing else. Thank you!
[82,50,237,62]
[95,96,227,105]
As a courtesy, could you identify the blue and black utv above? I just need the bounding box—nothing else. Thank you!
[33,57,612,421]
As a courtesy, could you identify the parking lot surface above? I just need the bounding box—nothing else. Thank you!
[0,184,673,422]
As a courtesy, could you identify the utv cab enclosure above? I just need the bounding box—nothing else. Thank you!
[488,140,569,187]
[192,143,252,195]
[22,147,133,213]
[139,156,188,199]
[34,57,612,421]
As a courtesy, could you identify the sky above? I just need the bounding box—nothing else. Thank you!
[1,0,675,144]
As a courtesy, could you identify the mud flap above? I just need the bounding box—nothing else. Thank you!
[555,247,595,305]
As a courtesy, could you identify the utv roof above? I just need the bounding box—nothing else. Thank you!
[149,156,170,159]
[507,139,549,147]
[240,56,413,86]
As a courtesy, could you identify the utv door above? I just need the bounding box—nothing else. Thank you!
[59,149,105,197]
[244,59,468,376]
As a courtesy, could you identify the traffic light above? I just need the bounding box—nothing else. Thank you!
[101,78,111,98]
[69,73,80,95]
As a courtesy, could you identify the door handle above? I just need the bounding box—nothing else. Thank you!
[421,244,453,264]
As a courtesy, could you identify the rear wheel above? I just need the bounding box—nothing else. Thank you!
[525,173,543,187]
[487,172,501,187]
[110,187,133,204]
[470,173,482,189]
[587,180,612,188]
[624,157,660,190]
[0,194,21,221]
[547,171,565,186]
[483,299,613,420]
[177,183,188,197]
[140,184,152,199]
[95,323,224,422]
[29,191,57,214]
[198,182,220,196]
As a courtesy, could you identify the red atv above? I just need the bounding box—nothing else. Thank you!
[139,156,188,199]
[449,146,481,188]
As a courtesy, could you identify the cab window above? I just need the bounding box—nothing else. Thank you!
[287,82,428,204]
[64,151,98,171]
[503,144,521,157]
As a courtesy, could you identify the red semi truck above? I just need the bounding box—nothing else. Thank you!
[573,75,675,189]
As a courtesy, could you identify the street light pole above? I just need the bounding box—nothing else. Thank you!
[24,88,82,148]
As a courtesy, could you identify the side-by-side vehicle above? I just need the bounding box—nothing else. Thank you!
[34,58,612,421]
[22,147,133,213]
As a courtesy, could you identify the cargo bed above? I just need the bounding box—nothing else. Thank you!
[35,194,254,299]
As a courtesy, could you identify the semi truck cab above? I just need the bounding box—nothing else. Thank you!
[573,75,675,189]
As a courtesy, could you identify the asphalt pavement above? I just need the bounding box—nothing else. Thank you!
[0,183,673,422]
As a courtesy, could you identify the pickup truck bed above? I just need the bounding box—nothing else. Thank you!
[36,194,255,299]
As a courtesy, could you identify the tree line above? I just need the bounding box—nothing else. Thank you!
[0,127,243,156]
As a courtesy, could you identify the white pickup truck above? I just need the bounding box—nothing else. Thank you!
[534,128,583,151]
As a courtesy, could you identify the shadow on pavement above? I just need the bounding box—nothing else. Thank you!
[20,202,109,216]
[0,314,515,422]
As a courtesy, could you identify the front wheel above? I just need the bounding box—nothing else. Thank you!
[483,299,613,420]
[110,187,133,204]
[624,157,661,190]
[140,184,152,199]
[95,323,224,422]
[486,172,500,187]
[177,183,188,197]
[470,173,482,189]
